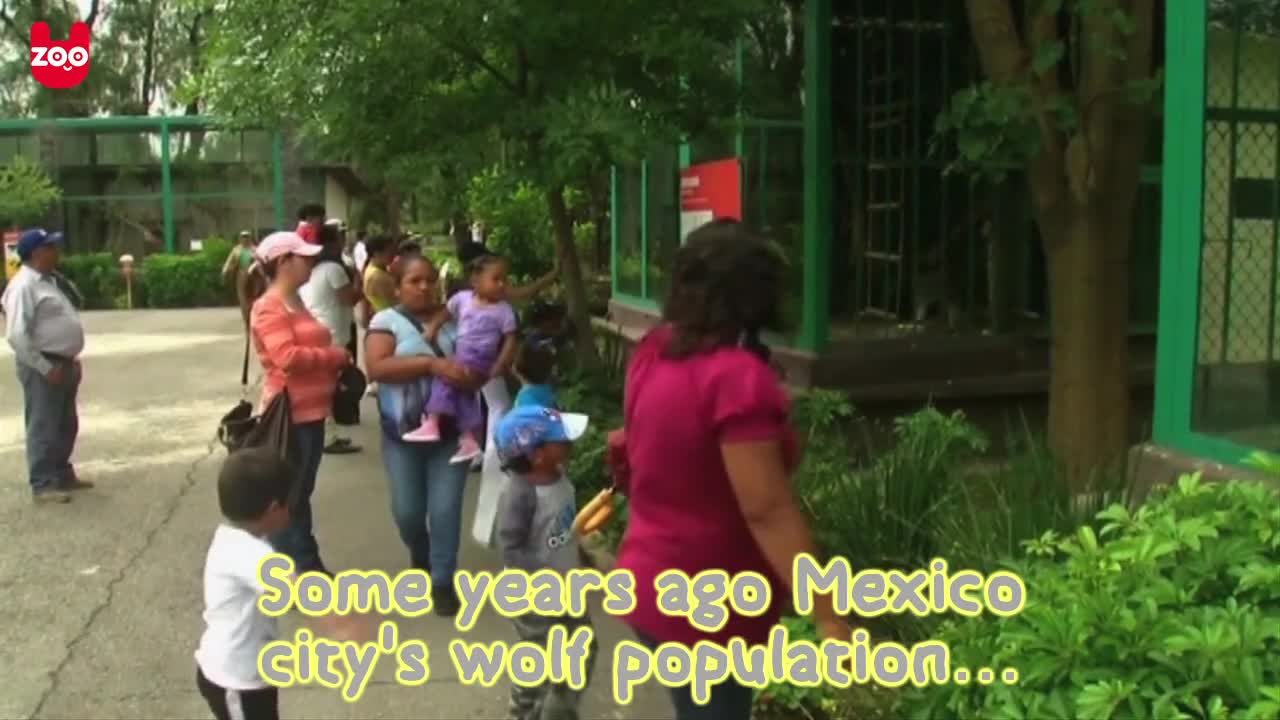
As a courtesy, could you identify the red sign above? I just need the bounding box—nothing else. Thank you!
[30,22,92,89]
[680,158,741,242]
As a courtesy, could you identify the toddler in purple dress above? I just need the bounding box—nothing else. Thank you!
[403,255,518,464]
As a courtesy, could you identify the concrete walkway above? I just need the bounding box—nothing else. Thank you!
[0,308,671,720]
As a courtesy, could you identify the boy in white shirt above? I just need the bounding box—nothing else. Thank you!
[195,448,364,720]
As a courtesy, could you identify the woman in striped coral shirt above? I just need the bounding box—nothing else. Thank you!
[250,231,352,575]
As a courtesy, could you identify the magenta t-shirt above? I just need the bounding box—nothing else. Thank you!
[615,324,795,648]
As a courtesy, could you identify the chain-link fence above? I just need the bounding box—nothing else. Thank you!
[1193,4,1280,444]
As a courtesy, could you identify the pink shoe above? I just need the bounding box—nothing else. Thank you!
[450,434,482,465]
[402,415,441,443]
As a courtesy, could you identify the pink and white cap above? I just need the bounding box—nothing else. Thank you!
[255,231,322,264]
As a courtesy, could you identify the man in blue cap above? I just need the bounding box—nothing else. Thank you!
[1,228,89,504]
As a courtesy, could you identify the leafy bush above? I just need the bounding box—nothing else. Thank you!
[466,166,555,280]
[0,156,62,226]
[141,238,237,308]
[896,473,1280,720]
[60,253,135,310]
[795,394,990,640]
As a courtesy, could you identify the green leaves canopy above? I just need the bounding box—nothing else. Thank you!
[194,0,759,190]
[0,156,62,227]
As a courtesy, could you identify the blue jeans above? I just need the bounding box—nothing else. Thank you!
[636,632,755,720]
[381,431,469,589]
[17,360,80,493]
[270,421,325,573]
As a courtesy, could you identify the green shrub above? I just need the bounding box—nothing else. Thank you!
[466,166,555,280]
[60,253,131,310]
[895,473,1280,720]
[795,396,990,640]
[141,238,236,309]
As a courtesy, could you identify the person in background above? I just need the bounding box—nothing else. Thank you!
[362,234,398,318]
[352,230,369,277]
[249,231,351,575]
[222,230,259,329]
[522,301,570,359]
[512,338,557,409]
[296,204,325,244]
[613,219,850,720]
[2,228,91,504]
[389,239,421,279]
[494,405,595,720]
[361,234,398,398]
[300,223,363,455]
[326,219,361,370]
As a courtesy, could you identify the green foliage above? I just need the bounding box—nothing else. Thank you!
[0,157,62,227]
[931,2,1160,183]
[465,167,555,280]
[142,238,237,309]
[59,253,138,310]
[54,239,235,310]
[794,395,990,641]
[755,616,845,719]
[196,0,757,197]
[897,474,1280,720]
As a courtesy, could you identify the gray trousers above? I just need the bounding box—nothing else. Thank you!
[508,613,597,720]
[17,360,80,492]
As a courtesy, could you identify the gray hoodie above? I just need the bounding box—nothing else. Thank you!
[496,473,579,574]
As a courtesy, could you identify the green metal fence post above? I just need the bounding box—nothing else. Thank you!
[610,166,620,295]
[799,0,832,353]
[1153,0,1206,445]
[160,119,175,253]
[272,130,286,229]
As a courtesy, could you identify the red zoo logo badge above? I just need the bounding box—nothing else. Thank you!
[30,21,91,89]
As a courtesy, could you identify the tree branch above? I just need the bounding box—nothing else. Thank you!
[434,35,520,95]
[85,0,100,27]
[965,0,1069,220]
[0,1,25,44]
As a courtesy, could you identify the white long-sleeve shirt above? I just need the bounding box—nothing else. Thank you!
[2,265,85,375]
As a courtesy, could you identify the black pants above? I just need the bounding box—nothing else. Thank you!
[196,667,279,720]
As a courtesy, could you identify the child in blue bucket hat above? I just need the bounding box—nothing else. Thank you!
[493,404,597,720]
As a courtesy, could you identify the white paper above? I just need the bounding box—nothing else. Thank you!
[471,377,513,546]
[680,210,714,244]
[190,239,204,252]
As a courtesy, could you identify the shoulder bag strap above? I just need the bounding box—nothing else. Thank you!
[392,304,447,357]
[240,329,250,387]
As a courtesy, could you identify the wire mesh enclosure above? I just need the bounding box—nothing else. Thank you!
[0,116,283,257]
[1189,1,1280,449]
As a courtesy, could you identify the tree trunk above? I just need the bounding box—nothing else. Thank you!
[1044,206,1132,490]
[546,185,600,370]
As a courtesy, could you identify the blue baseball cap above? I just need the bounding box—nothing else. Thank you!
[495,405,590,464]
[16,228,64,261]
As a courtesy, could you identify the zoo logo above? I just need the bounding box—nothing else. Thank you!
[30,21,91,90]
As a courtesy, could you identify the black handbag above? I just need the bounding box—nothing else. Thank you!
[219,390,293,460]
[218,328,293,458]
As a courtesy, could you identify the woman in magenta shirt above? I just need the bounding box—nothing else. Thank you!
[615,219,846,720]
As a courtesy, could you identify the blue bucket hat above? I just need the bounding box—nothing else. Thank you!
[495,405,590,465]
[16,228,64,261]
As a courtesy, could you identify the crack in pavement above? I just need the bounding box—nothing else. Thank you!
[27,433,223,720]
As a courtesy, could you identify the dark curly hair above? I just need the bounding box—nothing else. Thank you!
[661,219,784,360]
[468,253,505,277]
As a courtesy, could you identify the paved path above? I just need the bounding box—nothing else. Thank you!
[0,308,671,720]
